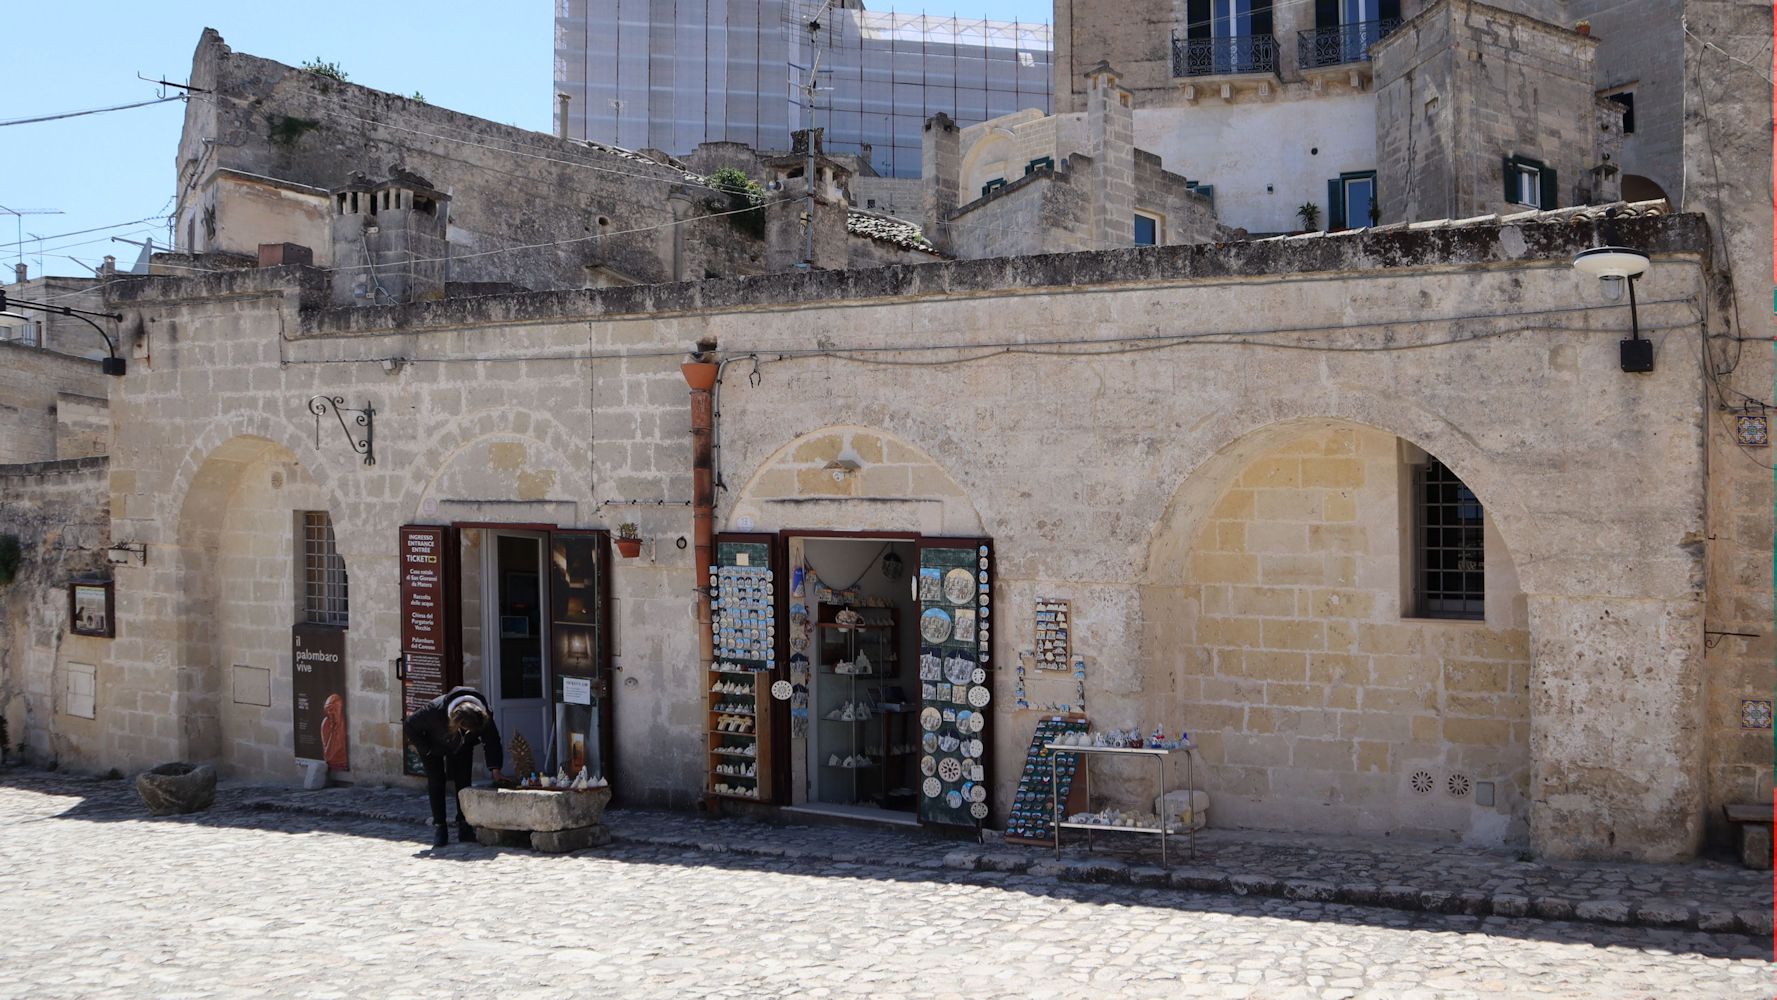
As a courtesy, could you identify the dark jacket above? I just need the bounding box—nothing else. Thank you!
[403,686,504,771]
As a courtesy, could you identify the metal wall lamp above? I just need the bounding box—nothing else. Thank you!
[1572,246,1652,373]
[0,291,127,375]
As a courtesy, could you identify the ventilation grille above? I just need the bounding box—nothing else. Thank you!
[1409,770,1435,795]
[1446,772,1473,798]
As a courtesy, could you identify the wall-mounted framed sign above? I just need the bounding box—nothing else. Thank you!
[68,579,114,638]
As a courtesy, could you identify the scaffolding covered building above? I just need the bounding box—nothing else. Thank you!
[555,0,1052,178]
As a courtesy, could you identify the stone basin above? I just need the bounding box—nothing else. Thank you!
[135,762,217,816]
[458,786,611,833]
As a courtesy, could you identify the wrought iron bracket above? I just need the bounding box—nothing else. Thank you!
[307,395,376,466]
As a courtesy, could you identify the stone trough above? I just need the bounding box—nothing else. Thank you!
[458,786,612,854]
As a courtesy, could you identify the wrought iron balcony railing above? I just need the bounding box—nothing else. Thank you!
[1296,18,1401,70]
[1171,33,1281,78]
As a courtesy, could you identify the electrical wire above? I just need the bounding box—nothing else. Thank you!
[0,215,170,250]
[0,94,184,128]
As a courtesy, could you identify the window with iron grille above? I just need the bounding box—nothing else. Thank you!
[1414,460,1483,619]
[301,511,349,626]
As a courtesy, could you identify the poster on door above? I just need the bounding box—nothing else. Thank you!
[292,623,349,771]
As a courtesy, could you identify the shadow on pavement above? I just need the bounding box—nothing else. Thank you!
[7,767,1767,963]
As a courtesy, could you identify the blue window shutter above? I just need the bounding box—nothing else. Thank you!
[1326,179,1344,230]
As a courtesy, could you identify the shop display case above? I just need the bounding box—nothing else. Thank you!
[815,605,898,805]
[708,538,777,802]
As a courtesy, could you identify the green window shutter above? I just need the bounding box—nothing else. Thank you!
[1502,156,1517,203]
[1538,166,1558,211]
[1327,179,1345,230]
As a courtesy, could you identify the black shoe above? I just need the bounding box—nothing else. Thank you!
[456,820,476,843]
[431,824,449,848]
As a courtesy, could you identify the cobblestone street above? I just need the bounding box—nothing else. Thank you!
[1,773,1769,999]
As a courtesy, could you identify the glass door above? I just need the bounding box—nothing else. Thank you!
[485,532,549,775]
[915,537,993,828]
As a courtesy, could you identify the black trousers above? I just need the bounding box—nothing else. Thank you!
[421,746,474,826]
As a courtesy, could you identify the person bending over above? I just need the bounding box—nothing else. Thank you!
[404,687,504,847]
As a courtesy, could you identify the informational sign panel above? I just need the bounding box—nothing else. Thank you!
[400,525,460,775]
[292,623,348,770]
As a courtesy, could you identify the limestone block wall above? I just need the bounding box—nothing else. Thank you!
[84,213,1735,859]
[0,458,111,766]
[1175,425,1531,844]
[0,343,107,465]
[54,393,109,461]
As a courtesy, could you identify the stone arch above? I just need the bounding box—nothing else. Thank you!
[404,408,593,525]
[172,433,340,779]
[960,130,1020,199]
[1139,412,1534,846]
[725,425,983,536]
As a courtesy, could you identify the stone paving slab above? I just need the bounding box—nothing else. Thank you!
[9,768,1770,938]
[6,772,1770,999]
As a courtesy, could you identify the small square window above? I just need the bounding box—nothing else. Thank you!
[1607,91,1635,134]
[301,511,349,627]
[1512,165,1540,206]
[1134,213,1160,246]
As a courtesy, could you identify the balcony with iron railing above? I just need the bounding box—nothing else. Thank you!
[1297,18,1401,71]
[1171,32,1282,80]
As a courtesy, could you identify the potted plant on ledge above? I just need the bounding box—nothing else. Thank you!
[1296,202,1321,233]
[614,523,643,558]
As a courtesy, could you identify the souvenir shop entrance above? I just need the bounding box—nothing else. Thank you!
[707,530,994,830]
[397,524,613,784]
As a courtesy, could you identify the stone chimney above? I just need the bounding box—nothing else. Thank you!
[557,93,571,140]
[329,169,452,306]
[12,263,25,285]
[921,113,960,255]
[1084,62,1135,247]
[763,131,852,272]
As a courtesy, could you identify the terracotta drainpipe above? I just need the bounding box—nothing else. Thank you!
[684,341,720,804]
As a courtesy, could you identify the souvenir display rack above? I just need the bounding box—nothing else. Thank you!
[815,604,898,805]
[1004,714,1089,845]
[707,538,776,802]
[1046,743,1196,866]
[915,540,993,827]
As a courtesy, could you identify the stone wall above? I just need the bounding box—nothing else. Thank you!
[1570,0,1685,203]
[0,458,111,766]
[1176,426,1531,844]
[77,211,1735,859]
[1684,0,1776,846]
[0,343,108,465]
[173,30,771,293]
[1375,1,1602,223]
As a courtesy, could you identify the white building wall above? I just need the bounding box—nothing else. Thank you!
[1135,95,1377,235]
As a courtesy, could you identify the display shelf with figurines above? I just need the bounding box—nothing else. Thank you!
[707,536,778,803]
[814,603,898,805]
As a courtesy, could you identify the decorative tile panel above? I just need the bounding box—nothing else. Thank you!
[1740,699,1773,730]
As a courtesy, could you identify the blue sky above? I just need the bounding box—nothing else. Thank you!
[1,2,1050,281]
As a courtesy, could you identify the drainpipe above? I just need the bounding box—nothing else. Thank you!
[684,343,720,715]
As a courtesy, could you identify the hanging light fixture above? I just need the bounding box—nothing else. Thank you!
[1572,246,1652,373]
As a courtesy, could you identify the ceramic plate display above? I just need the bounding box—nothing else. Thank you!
[966,738,984,759]
[920,607,953,644]
[969,783,987,803]
[967,713,986,733]
[943,567,975,606]
[922,732,938,753]
[971,667,987,684]
[946,790,963,809]
[944,656,973,685]
[920,706,942,731]
[939,757,963,783]
[923,777,942,798]
[939,734,960,753]
[771,680,792,700]
[971,801,990,819]
[920,755,937,776]
[968,685,991,708]
[919,569,942,602]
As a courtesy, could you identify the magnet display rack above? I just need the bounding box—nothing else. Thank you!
[708,538,776,802]
[1004,714,1089,845]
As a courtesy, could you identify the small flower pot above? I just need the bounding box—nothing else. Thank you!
[614,537,643,558]
[681,361,719,391]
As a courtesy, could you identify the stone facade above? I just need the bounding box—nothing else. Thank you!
[0,458,111,763]
[0,342,108,465]
[1373,1,1608,223]
[16,207,1742,863]
[930,68,1219,258]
